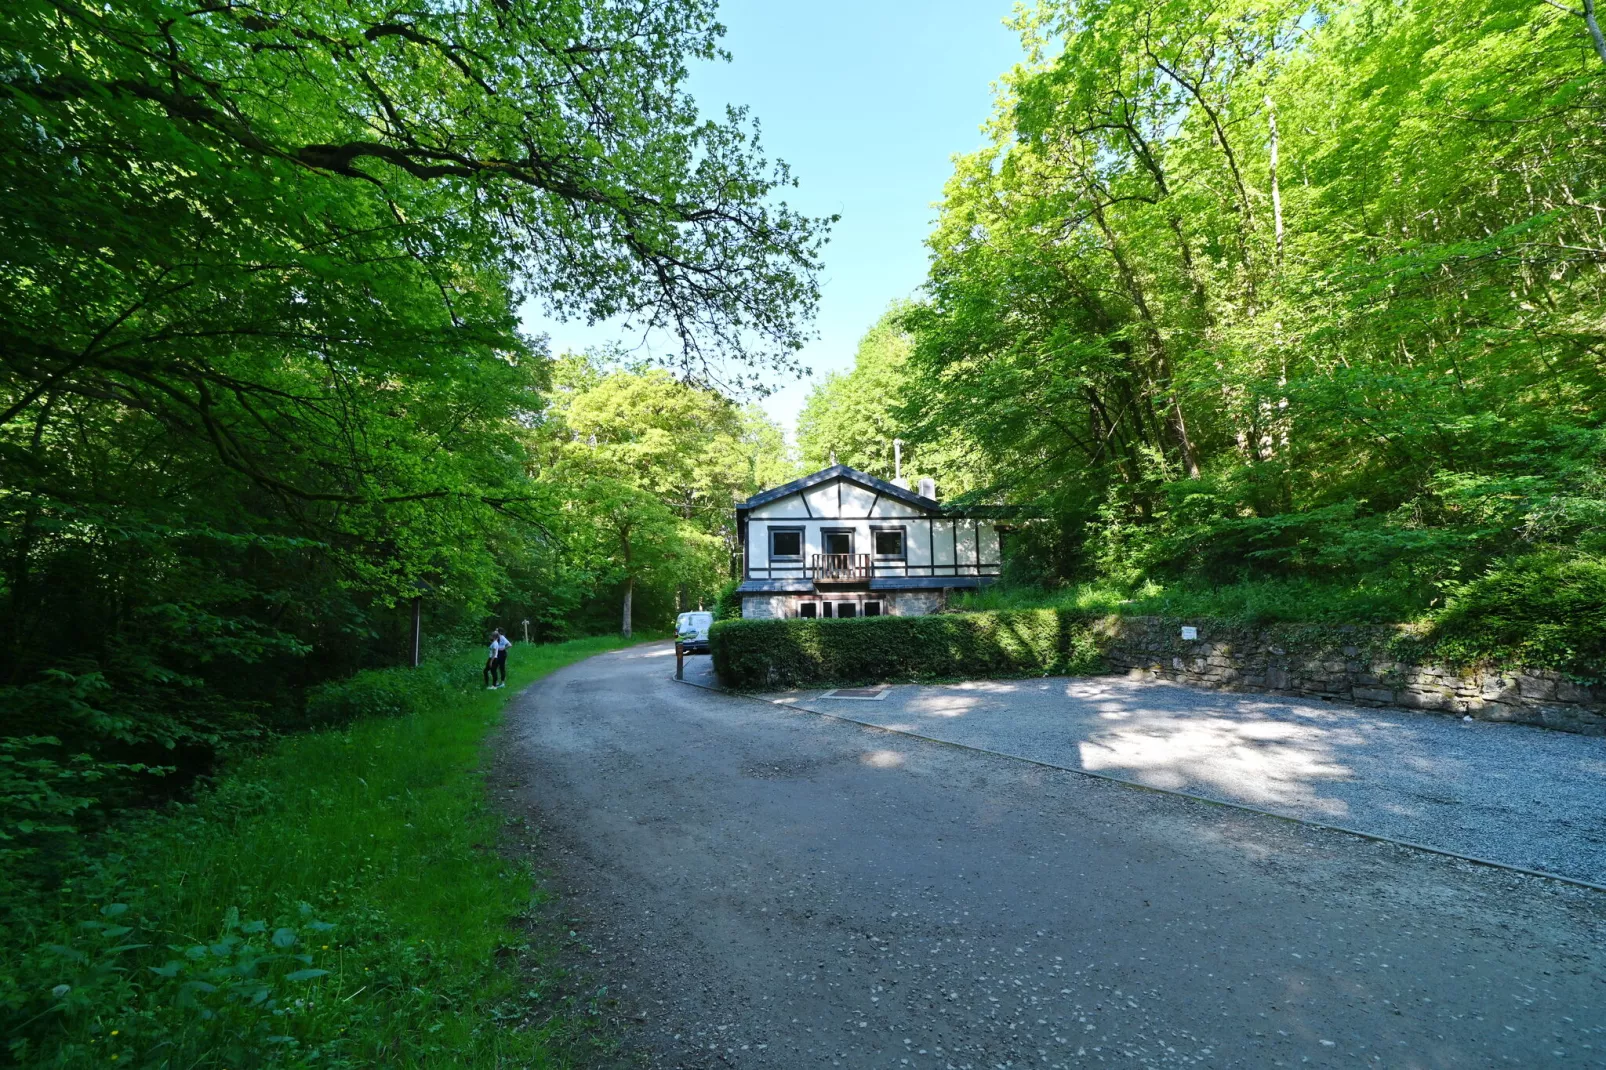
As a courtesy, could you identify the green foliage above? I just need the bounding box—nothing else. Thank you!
[300,659,481,729]
[1429,554,1606,680]
[956,577,1425,628]
[1,0,820,844]
[712,579,743,623]
[795,306,985,497]
[1,637,638,1069]
[530,355,791,636]
[710,611,1103,689]
[790,0,1606,663]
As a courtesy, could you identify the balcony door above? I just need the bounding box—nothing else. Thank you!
[822,529,853,556]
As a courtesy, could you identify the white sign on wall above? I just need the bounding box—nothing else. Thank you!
[1180,626,1198,641]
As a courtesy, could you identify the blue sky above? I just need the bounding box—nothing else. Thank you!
[521,0,1024,437]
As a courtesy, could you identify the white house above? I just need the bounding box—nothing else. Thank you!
[735,464,1004,619]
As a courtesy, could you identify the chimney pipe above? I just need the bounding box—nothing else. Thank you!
[893,438,903,481]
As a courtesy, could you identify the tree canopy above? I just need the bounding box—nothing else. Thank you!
[814,0,1606,664]
[0,0,821,867]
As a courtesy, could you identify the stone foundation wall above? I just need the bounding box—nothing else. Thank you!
[739,595,793,621]
[1097,616,1606,735]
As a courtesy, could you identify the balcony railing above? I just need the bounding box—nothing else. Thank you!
[740,555,1002,584]
[811,553,870,583]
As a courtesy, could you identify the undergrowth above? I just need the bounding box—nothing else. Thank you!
[2,635,641,1068]
[953,562,1606,679]
[951,577,1422,627]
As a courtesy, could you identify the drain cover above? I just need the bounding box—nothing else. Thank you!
[822,687,889,700]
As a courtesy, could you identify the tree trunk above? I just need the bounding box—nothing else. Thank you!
[1586,0,1606,69]
[620,525,634,638]
[1265,96,1284,262]
[1087,196,1202,478]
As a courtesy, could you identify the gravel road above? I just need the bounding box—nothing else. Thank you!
[746,671,1606,886]
[496,642,1606,1069]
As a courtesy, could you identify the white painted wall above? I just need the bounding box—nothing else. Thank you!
[744,477,1002,580]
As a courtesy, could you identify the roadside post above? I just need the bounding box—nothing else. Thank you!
[675,640,685,680]
[408,578,435,668]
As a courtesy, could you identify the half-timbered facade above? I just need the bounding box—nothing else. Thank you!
[734,465,1002,619]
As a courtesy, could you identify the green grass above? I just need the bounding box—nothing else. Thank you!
[3,635,644,1069]
[952,576,1426,626]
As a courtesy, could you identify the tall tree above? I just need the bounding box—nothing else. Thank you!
[900,0,1605,590]
[797,305,986,496]
[0,0,828,812]
[535,356,789,634]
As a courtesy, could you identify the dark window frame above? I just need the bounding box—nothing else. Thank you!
[799,601,818,619]
[870,525,907,560]
[863,600,883,617]
[768,526,805,561]
[821,527,855,556]
[836,601,858,619]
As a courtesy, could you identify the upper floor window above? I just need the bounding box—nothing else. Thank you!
[872,527,906,559]
[769,527,803,560]
[823,529,853,556]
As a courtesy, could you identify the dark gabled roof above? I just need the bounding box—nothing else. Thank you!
[736,464,938,514]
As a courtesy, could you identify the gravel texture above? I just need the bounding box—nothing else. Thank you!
[495,643,1606,1070]
[750,670,1606,886]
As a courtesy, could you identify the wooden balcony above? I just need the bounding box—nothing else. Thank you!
[811,553,871,584]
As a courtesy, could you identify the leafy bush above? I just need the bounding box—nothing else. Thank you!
[953,577,1421,627]
[300,658,481,728]
[712,578,743,622]
[1428,553,1606,680]
[710,610,1104,689]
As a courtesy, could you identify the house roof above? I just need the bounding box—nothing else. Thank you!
[736,464,937,515]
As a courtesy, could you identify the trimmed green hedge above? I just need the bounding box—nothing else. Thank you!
[710,609,1104,689]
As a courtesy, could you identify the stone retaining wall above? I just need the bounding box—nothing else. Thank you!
[1095,616,1606,735]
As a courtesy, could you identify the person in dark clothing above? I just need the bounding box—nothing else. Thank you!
[484,632,499,690]
[484,628,510,689]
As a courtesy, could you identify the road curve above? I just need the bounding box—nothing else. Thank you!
[496,641,1606,1069]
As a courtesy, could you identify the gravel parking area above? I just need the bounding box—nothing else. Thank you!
[518,646,1606,1069]
[752,672,1606,886]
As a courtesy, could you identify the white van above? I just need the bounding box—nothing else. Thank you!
[675,611,714,653]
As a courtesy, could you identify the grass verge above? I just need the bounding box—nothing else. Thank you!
[3,635,643,1068]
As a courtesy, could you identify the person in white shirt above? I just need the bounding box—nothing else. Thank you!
[486,629,511,689]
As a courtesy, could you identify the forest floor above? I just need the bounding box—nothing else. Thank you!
[495,641,1606,1069]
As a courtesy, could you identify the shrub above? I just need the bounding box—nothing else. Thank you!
[710,610,1104,689]
[1428,552,1606,679]
[300,658,480,727]
[712,578,742,622]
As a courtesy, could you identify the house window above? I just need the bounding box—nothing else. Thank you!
[769,527,803,560]
[823,529,853,556]
[863,600,882,617]
[871,527,905,559]
[799,601,818,619]
[836,602,857,619]
[822,601,834,619]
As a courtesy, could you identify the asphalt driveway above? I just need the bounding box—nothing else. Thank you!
[497,642,1606,1069]
[743,671,1606,887]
